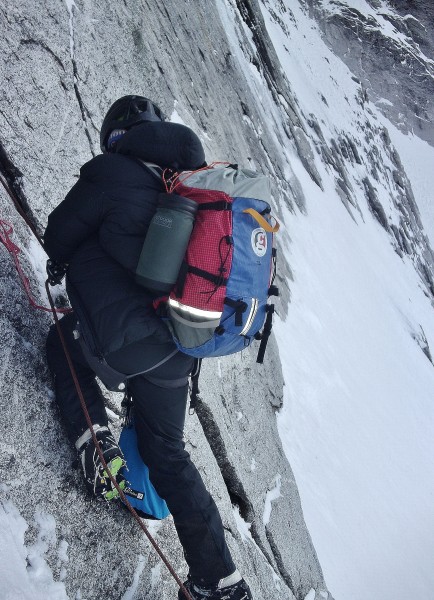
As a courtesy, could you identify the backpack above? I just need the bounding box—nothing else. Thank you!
[147,164,280,364]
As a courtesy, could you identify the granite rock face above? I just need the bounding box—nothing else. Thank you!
[1,0,433,599]
[0,1,331,599]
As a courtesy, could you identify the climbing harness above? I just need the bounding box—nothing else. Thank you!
[45,282,192,600]
[0,171,193,600]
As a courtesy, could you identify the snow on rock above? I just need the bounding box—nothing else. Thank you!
[0,499,68,600]
[306,0,434,146]
[262,475,282,526]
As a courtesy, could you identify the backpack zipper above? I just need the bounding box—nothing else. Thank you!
[240,298,259,336]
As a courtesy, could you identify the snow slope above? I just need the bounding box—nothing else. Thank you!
[275,153,434,600]
[256,2,434,599]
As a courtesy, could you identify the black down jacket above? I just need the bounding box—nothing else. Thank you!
[44,121,206,374]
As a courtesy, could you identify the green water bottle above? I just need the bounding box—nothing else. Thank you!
[135,192,198,294]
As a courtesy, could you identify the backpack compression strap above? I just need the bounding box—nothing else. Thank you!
[243,209,280,233]
[256,304,275,364]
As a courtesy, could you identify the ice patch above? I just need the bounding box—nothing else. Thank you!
[263,475,282,526]
[64,0,77,61]
[376,97,394,107]
[232,506,252,543]
[106,407,120,421]
[0,501,68,599]
[121,554,146,600]
[170,107,186,126]
[145,518,163,538]
[150,563,162,588]
[217,359,222,378]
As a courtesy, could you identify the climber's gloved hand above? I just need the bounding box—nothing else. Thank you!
[46,259,68,286]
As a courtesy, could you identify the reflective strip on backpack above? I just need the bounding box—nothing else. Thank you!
[240,298,259,336]
[168,298,222,329]
[168,298,222,320]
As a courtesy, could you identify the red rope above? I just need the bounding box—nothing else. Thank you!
[164,161,231,193]
[0,219,71,314]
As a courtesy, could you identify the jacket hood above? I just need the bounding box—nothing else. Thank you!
[115,121,206,171]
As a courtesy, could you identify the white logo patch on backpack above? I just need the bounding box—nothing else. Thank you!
[251,227,267,257]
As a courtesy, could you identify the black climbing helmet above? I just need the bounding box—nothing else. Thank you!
[100,95,166,152]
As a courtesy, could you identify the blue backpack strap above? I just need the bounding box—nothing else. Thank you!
[224,298,248,327]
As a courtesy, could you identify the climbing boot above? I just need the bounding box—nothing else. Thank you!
[76,425,126,500]
[178,570,252,600]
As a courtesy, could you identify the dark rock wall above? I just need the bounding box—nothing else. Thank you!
[306,0,434,146]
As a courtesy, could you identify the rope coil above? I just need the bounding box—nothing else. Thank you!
[163,161,232,194]
[0,219,71,314]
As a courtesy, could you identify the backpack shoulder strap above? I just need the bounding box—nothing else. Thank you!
[133,158,164,183]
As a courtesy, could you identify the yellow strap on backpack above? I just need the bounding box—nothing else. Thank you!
[243,208,280,233]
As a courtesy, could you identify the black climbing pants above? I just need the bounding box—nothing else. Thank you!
[46,313,236,584]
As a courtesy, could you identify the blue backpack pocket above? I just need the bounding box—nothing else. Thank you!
[119,419,170,520]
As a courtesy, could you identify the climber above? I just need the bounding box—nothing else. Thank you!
[44,95,252,600]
